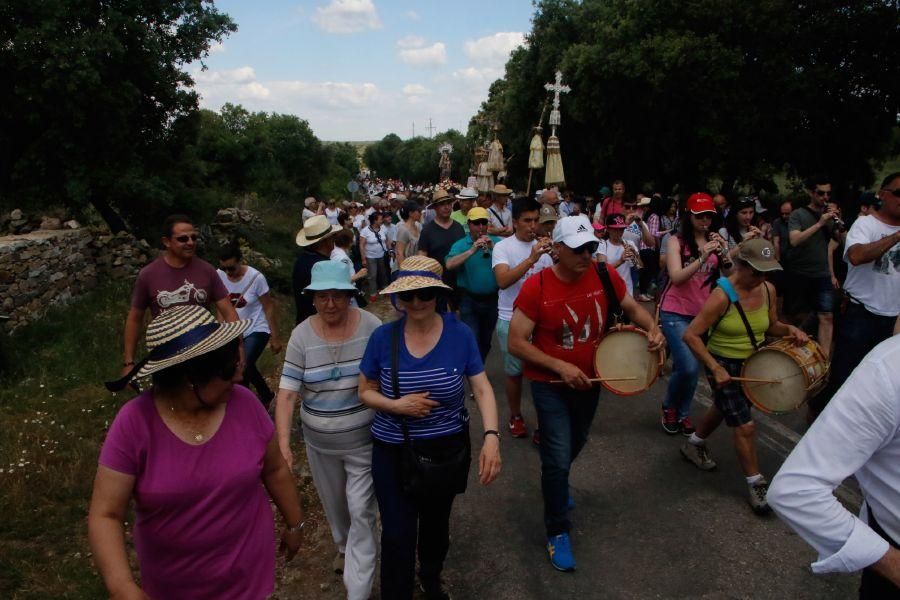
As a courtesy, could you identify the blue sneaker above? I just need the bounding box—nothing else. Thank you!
[547,533,576,572]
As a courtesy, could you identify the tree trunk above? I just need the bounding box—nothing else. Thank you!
[90,196,129,233]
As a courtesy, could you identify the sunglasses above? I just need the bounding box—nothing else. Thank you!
[814,190,832,197]
[174,234,199,243]
[569,242,598,255]
[882,188,900,198]
[469,219,489,226]
[398,288,439,302]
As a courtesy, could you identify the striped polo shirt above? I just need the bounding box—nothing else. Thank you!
[359,314,484,444]
[279,309,382,454]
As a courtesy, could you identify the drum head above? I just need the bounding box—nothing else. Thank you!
[742,349,807,414]
[594,329,661,395]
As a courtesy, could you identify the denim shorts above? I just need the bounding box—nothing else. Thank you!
[706,355,753,427]
[785,273,834,314]
[495,318,522,377]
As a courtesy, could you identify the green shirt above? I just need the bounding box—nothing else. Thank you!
[450,210,470,235]
[446,235,502,295]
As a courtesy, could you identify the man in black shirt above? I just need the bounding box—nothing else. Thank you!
[418,188,465,266]
[292,215,341,323]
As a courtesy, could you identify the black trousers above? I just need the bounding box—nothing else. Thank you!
[860,507,900,599]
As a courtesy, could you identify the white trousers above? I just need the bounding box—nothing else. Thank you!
[305,443,377,600]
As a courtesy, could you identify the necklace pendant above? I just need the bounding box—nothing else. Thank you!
[330,366,341,381]
[194,433,204,442]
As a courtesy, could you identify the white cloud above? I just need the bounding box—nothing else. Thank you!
[405,10,420,21]
[463,32,525,67]
[312,0,382,34]
[451,66,502,86]
[398,42,447,67]
[396,35,425,49]
[402,83,431,96]
[208,41,226,54]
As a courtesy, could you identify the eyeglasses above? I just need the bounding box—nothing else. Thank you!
[174,234,199,243]
[313,292,351,304]
[398,288,439,302]
[568,242,598,255]
[881,188,900,198]
[814,190,832,197]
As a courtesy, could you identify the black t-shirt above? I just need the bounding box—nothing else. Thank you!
[418,220,465,267]
[292,250,329,324]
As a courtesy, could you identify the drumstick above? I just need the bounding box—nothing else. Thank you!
[730,376,782,384]
[549,377,639,384]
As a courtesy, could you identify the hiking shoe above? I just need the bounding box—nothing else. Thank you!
[419,577,451,600]
[680,441,717,471]
[547,533,576,572]
[679,416,696,436]
[748,479,772,515]
[509,415,528,438]
[532,428,541,446]
[661,408,679,435]
[332,551,344,575]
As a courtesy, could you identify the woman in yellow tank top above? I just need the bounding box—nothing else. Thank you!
[680,239,808,515]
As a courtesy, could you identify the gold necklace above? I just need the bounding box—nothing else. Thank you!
[168,403,205,443]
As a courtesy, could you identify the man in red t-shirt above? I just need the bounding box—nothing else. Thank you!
[508,214,664,572]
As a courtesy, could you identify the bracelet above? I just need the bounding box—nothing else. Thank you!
[286,520,306,534]
[483,430,500,441]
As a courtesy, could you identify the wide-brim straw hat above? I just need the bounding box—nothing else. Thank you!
[426,188,453,209]
[105,305,250,391]
[492,184,513,195]
[296,215,341,247]
[379,256,452,295]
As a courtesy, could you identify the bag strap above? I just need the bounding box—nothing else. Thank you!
[595,262,623,332]
[489,207,506,227]
[713,277,760,350]
[391,320,412,443]
[234,271,260,307]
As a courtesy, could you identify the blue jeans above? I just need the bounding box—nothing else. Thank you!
[531,381,600,536]
[660,311,700,420]
[458,293,498,363]
[242,332,273,406]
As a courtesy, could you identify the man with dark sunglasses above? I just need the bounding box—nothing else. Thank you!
[446,207,502,362]
[784,174,842,357]
[121,214,236,376]
[508,215,664,572]
[808,172,900,421]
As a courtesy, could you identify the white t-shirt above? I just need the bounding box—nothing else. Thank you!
[352,214,367,231]
[488,204,512,231]
[595,239,638,296]
[324,207,341,226]
[217,266,271,336]
[302,208,316,225]
[623,221,642,248]
[359,226,387,259]
[383,223,397,244]
[492,236,554,321]
[842,215,900,316]
[329,248,359,308]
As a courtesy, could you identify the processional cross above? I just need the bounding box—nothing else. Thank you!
[544,70,570,137]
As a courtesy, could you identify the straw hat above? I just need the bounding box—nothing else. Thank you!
[105,306,250,391]
[379,256,452,295]
[296,215,341,247]
[492,184,513,195]
[427,188,452,208]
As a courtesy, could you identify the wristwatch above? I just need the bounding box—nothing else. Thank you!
[483,430,501,441]
[286,520,306,534]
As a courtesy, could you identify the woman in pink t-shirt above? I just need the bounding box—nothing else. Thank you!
[658,194,731,436]
[89,306,304,600]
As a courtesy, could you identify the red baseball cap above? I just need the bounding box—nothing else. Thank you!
[687,193,716,214]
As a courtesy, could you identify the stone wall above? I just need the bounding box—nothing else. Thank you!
[0,228,152,330]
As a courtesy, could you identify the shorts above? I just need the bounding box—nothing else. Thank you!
[784,273,834,315]
[495,318,522,377]
[706,355,753,427]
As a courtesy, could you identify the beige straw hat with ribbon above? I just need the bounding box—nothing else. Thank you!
[105,305,250,391]
[296,215,342,247]
[379,256,452,295]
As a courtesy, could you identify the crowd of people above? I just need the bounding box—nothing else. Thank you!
[87,170,899,599]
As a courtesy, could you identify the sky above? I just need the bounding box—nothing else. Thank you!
[192,0,534,141]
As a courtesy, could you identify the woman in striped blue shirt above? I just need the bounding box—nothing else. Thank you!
[359,256,502,600]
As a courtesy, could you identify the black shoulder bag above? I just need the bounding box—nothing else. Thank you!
[595,262,625,331]
[391,321,471,499]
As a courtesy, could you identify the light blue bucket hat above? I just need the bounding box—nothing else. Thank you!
[304,260,358,293]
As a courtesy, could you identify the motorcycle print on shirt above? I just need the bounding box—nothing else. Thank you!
[156,280,209,309]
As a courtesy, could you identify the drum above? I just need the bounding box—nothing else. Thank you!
[593,325,665,395]
[740,339,829,414]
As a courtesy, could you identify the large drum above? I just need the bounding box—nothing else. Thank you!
[740,339,829,414]
[593,325,665,395]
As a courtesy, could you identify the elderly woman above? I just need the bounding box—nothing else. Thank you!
[90,306,304,599]
[358,256,502,600]
[681,239,808,514]
[275,260,382,600]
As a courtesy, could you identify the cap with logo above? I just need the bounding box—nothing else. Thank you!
[605,213,627,229]
[736,238,782,272]
[539,205,559,224]
[553,215,597,248]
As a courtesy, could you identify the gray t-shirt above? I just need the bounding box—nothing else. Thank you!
[396,221,422,258]
[279,309,382,453]
[788,206,836,277]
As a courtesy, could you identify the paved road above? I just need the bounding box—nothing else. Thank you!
[440,335,860,599]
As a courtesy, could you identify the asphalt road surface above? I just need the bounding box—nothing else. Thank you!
[437,337,861,599]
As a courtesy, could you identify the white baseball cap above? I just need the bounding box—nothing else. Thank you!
[553,215,597,248]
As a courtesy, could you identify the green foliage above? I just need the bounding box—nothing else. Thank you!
[476,0,900,197]
[362,130,472,183]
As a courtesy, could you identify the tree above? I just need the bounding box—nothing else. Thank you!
[0,1,236,231]
[361,130,473,183]
[474,0,900,198]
